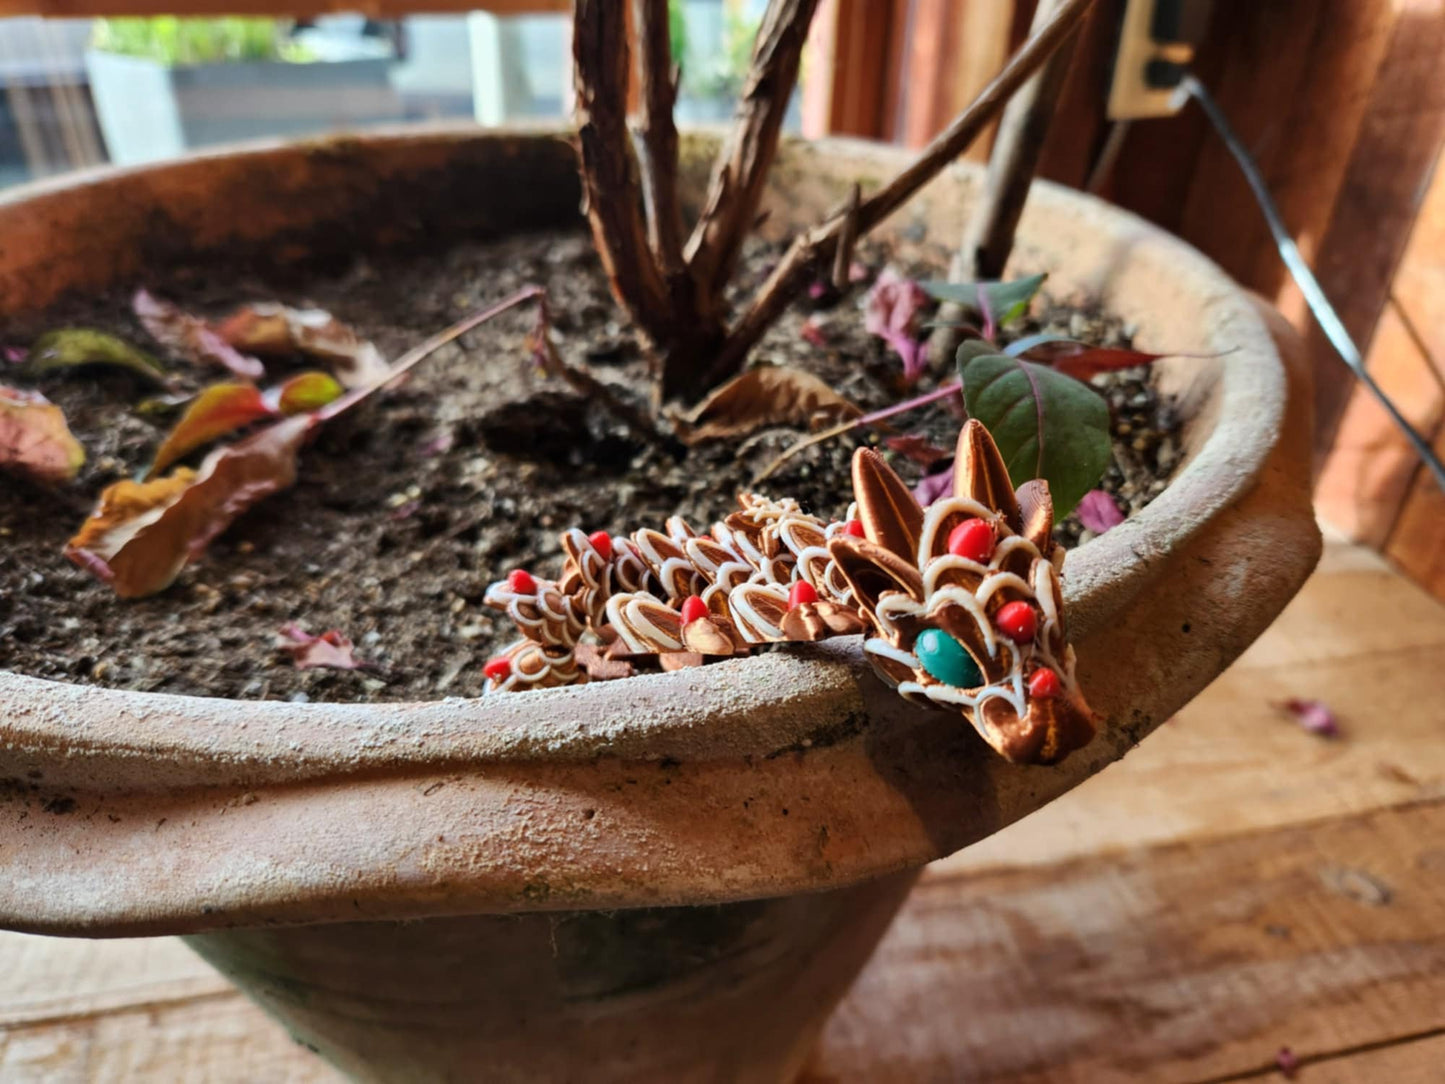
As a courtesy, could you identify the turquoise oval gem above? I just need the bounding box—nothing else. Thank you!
[916,629,983,688]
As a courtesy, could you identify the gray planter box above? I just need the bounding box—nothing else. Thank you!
[85,50,404,166]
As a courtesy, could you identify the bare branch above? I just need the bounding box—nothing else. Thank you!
[831,183,861,291]
[712,0,1094,382]
[633,0,687,277]
[573,0,669,344]
[931,0,1080,363]
[685,0,821,299]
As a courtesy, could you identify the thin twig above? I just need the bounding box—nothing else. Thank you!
[685,0,821,299]
[714,0,1095,386]
[573,0,669,346]
[316,288,547,422]
[752,380,964,484]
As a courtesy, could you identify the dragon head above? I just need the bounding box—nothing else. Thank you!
[828,420,1097,764]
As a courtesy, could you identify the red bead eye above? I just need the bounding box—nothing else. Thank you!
[842,518,865,538]
[507,569,537,593]
[1028,667,1061,699]
[587,530,613,561]
[947,518,994,562]
[996,600,1037,644]
[483,657,512,682]
[787,581,818,609]
[680,596,709,625]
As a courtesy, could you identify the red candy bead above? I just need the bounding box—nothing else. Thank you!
[947,518,994,562]
[680,596,709,625]
[996,600,1037,644]
[483,657,512,682]
[1028,667,1061,699]
[587,530,613,561]
[788,581,818,609]
[842,518,866,538]
[507,569,537,594]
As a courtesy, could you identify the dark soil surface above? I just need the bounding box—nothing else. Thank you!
[0,229,1180,703]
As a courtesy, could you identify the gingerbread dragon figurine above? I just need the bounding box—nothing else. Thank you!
[482,419,1097,765]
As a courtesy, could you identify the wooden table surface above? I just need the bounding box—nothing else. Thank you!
[3,531,1443,1083]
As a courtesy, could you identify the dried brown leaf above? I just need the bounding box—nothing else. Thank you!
[216,303,389,388]
[133,290,265,380]
[675,365,860,445]
[65,415,311,598]
[0,385,85,484]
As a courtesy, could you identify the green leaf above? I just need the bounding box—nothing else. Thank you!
[28,329,167,386]
[959,350,1111,518]
[920,273,1047,328]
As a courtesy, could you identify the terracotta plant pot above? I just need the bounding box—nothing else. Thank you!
[0,129,1320,1083]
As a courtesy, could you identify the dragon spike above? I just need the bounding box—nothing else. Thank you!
[851,448,924,562]
[1016,479,1055,554]
[954,420,1022,533]
[826,535,925,625]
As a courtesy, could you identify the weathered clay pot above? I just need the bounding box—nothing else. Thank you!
[0,128,1320,1083]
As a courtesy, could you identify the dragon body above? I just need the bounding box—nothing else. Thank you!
[483,420,1096,765]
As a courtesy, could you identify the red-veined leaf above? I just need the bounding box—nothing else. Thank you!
[66,415,312,598]
[959,350,1111,518]
[921,273,1047,329]
[1005,334,1172,381]
[134,289,266,380]
[0,385,85,484]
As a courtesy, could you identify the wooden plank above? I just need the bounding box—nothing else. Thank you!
[806,799,1445,1084]
[1259,1031,1445,1084]
[0,934,224,1026]
[0,992,341,1084]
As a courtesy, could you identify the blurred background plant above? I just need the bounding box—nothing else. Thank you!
[91,16,313,66]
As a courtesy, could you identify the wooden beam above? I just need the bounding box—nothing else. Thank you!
[800,0,896,139]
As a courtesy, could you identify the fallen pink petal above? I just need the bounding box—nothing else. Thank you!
[1275,1046,1299,1078]
[1277,698,1341,738]
[800,317,829,349]
[276,623,374,672]
[912,462,955,507]
[1077,489,1125,534]
[865,267,930,383]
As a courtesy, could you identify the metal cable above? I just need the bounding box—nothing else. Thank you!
[1179,73,1445,494]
